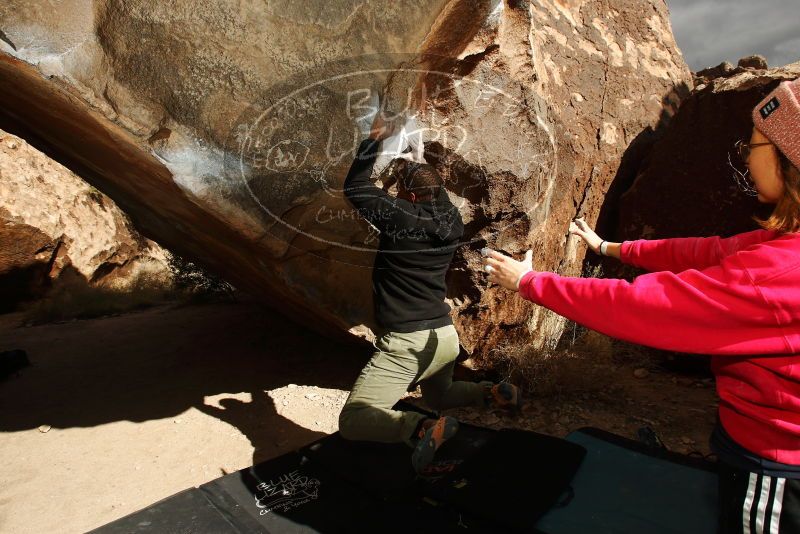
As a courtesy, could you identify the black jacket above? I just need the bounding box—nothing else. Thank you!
[343,138,464,333]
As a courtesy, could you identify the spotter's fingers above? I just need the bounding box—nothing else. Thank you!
[485,249,510,261]
[481,257,504,268]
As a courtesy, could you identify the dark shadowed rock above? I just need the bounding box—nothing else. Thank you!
[614,62,800,249]
[0,220,56,311]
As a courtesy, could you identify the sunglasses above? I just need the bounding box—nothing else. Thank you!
[735,139,772,163]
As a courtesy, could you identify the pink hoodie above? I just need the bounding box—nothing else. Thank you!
[518,229,800,465]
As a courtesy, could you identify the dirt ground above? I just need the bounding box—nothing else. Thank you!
[0,299,717,533]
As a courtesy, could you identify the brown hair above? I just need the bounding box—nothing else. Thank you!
[393,159,443,200]
[756,151,800,233]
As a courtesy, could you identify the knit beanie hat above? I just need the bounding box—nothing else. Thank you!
[752,78,800,170]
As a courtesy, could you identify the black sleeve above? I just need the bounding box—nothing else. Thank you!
[343,138,397,232]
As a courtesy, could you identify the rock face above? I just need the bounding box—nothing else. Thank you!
[0,129,169,312]
[615,62,800,247]
[738,55,769,71]
[0,1,690,361]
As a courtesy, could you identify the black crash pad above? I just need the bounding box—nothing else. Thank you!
[92,403,586,533]
[92,413,723,534]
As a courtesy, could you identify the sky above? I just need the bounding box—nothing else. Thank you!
[666,0,800,71]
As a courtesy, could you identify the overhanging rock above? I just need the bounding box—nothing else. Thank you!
[0,0,691,363]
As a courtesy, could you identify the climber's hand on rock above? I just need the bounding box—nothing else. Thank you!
[481,248,534,291]
[368,108,397,141]
[569,217,603,254]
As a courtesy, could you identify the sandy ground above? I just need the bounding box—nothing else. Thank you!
[0,300,368,533]
[0,300,717,533]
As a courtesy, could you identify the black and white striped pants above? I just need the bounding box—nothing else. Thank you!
[719,463,800,533]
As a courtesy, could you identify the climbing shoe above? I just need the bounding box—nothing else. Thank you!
[411,416,459,474]
[487,382,523,412]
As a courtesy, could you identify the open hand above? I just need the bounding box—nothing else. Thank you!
[569,217,603,254]
[481,249,534,291]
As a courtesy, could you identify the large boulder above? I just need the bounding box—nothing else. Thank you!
[0,0,690,361]
[615,61,800,246]
[0,129,169,311]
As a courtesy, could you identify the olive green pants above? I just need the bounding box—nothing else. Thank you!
[338,324,490,446]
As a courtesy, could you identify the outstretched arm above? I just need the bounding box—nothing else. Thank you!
[342,110,398,231]
[482,248,789,356]
[569,218,621,259]
[621,229,776,273]
[570,218,775,272]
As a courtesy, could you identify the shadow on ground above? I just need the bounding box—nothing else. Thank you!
[0,298,371,464]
